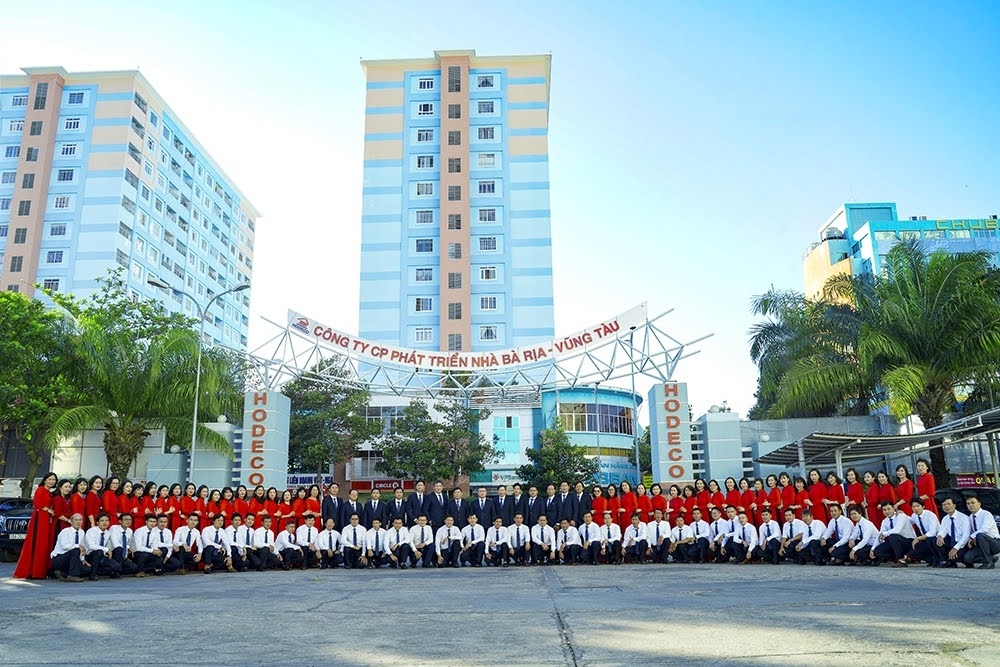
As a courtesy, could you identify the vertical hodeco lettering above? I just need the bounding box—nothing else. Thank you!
[248,403,268,486]
[252,392,268,405]
[663,385,686,479]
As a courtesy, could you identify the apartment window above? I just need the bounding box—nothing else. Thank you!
[447,242,462,259]
[33,82,48,110]
[415,327,432,343]
[3,146,19,159]
[124,169,139,188]
[447,131,461,146]
[447,272,462,289]
[415,238,433,253]
[42,278,60,291]
[416,129,433,143]
[149,111,158,127]
[447,185,461,201]
[17,200,30,216]
[60,143,78,157]
[447,214,462,230]
[9,256,23,272]
[448,104,461,119]
[417,102,434,116]
[53,195,70,209]
[416,182,433,196]
[46,250,63,263]
[13,227,27,243]
[415,268,433,282]
[50,223,67,236]
[480,326,497,341]
[121,195,136,214]
[57,169,74,182]
[417,77,434,90]
[416,155,434,169]
[1,172,14,184]
[479,208,497,223]
[68,92,84,105]
[480,296,497,310]
[64,117,81,130]
[477,153,496,168]
[0,199,9,211]
[447,157,462,174]
[0,223,6,236]
[480,266,497,280]
[22,173,34,189]
[478,180,496,195]
[133,92,148,113]
[24,147,38,162]
[447,303,462,320]
[478,101,495,114]
[29,121,42,136]
[479,236,497,251]
[415,210,433,225]
[447,333,463,351]
[146,136,156,152]
[7,285,19,293]
[477,75,495,89]
[415,297,432,312]
[140,184,151,201]
[11,95,27,107]
[448,66,461,93]
[478,127,495,141]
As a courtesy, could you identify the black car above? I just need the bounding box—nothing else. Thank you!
[935,487,1000,523]
[0,498,33,562]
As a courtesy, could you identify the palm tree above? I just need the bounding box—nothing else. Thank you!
[48,323,240,479]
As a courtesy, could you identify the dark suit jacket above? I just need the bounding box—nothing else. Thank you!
[426,493,448,527]
[385,498,408,526]
[469,497,495,525]
[363,500,386,529]
[321,495,342,527]
[528,496,547,526]
[341,500,363,529]
[574,493,592,525]
[543,495,560,524]
[509,494,528,524]
[448,498,470,529]
[557,493,577,524]
[493,495,515,526]
[405,493,429,525]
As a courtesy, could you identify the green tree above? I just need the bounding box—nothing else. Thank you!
[283,358,379,481]
[516,422,599,489]
[627,425,652,475]
[0,292,79,496]
[436,399,500,486]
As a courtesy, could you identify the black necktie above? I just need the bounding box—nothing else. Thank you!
[74,530,80,544]
[916,516,924,535]
[972,514,978,532]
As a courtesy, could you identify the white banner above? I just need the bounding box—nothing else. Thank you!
[287,303,647,371]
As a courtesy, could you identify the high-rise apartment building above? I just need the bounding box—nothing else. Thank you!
[358,50,554,353]
[0,67,258,349]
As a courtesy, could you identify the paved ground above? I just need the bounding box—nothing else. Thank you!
[1,561,999,666]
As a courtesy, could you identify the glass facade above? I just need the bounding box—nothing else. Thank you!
[557,402,634,436]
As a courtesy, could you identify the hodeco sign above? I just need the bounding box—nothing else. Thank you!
[241,391,290,489]
[648,382,693,485]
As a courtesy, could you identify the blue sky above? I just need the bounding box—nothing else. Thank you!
[2,1,998,418]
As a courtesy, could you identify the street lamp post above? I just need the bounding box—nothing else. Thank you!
[148,277,249,479]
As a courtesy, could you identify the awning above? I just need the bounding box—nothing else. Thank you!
[755,407,1000,468]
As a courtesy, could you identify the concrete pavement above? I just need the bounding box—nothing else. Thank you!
[1,561,998,666]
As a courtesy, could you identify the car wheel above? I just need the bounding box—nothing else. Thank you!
[0,548,18,563]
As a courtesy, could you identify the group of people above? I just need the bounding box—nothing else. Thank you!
[11,460,1000,582]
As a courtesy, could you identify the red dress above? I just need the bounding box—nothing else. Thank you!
[305,498,322,520]
[667,496,683,520]
[895,480,915,515]
[168,496,182,531]
[807,484,828,523]
[845,482,864,509]
[739,490,754,517]
[207,501,222,521]
[591,496,608,521]
[707,492,725,516]
[248,497,266,518]
[780,486,796,519]
[635,494,652,523]
[102,489,119,526]
[125,496,142,525]
[84,492,103,528]
[825,484,846,517]
[793,490,809,520]
[13,485,55,579]
[751,490,769,525]
[695,490,710,515]
[70,492,87,523]
[195,498,209,526]
[682,495,698,518]
[264,500,279,522]
[220,499,234,521]
[140,496,155,522]
[765,488,781,520]
[53,494,72,533]
[650,494,667,522]
[276,502,294,528]
[725,489,741,511]
[234,498,250,518]
[179,496,197,526]
[153,496,170,518]
[292,498,307,521]
[865,485,880,524]
[916,473,938,516]
[876,484,897,517]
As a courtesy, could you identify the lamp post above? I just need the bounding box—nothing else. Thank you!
[148,277,249,479]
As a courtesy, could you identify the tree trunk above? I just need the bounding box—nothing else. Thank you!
[104,422,150,480]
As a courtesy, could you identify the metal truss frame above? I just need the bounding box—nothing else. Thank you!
[246,309,710,404]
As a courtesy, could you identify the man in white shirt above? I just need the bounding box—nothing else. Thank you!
[778,509,805,563]
[460,513,486,567]
[409,514,435,568]
[241,513,260,570]
[108,512,138,575]
[386,516,413,569]
[729,511,758,564]
[507,513,531,566]
[556,518,582,565]
[436,515,463,567]
[275,520,304,570]
[173,513,203,574]
[342,513,367,569]
[201,513,236,573]
[688,508,712,563]
[295,515,321,570]
[601,512,624,564]
[935,497,972,568]
[151,515,181,574]
[84,513,120,580]
[577,512,602,565]
[132,514,163,577]
[846,506,879,566]
[485,516,510,567]
[317,517,342,569]
[820,504,854,565]
[900,498,940,565]
[531,514,557,565]
[646,508,672,564]
[708,507,730,563]
[364,517,389,569]
[755,508,782,564]
[871,501,916,566]
[252,515,280,571]
[795,509,826,565]
[667,515,694,563]
[623,513,649,564]
[225,514,253,572]
[963,495,1000,569]
[50,513,91,582]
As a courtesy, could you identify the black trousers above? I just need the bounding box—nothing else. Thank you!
[461,542,485,566]
[829,544,852,562]
[389,544,412,567]
[932,536,969,565]
[201,545,229,568]
[175,548,198,570]
[531,542,554,564]
[111,547,139,574]
[410,544,435,567]
[650,539,670,563]
[795,541,822,564]
[51,549,91,578]
[88,550,121,577]
[692,537,710,563]
[320,549,343,568]
[280,548,303,568]
[510,544,530,565]
[560,544,581,564]
[757,539,781,564]
[581,541,602,564]
[343,546,365,569]
[603,540,622,563]
[230,547,250,572]
[626,539,649,563]
[906,538,935,563]
[486,545,508,565]
[965,534,1000,565]
[255,547,280,570]
[731,541,750,562]
[134,551,166,574]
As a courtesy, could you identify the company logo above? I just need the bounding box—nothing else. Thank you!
[292,317,310,334]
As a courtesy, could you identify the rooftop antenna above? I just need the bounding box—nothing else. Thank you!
[848,184,857,203]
